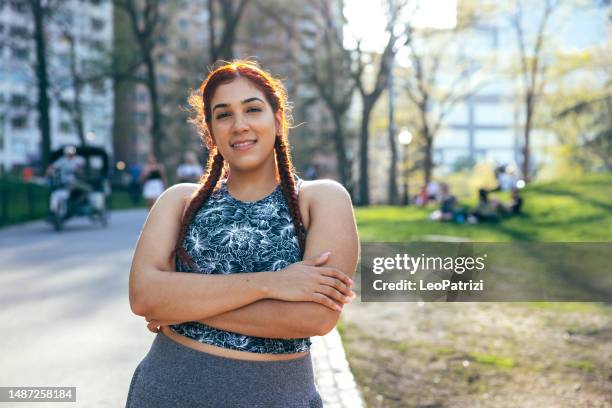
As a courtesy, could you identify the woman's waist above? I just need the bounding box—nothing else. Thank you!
[160,326,309,362]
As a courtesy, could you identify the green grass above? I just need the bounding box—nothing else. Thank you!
[355,173,612,242]
[565,360,595,372]
[469,352,515,369]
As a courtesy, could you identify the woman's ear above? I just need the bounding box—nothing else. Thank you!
[274,111,282,136]
[206,123,216,146]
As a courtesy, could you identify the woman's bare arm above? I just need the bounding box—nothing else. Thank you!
[194,180,360,338]
[129,183,277,322]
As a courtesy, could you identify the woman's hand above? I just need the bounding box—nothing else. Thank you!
[270,252,355,311]
[145,317,180,333]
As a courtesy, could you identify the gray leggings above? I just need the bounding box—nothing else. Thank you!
[126,332,323,408]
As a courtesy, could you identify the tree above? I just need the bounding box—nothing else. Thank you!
[113,0,168,161]
[255,0,357,195]
[510,0,560,182]
[352,0,409,205]
[208,0,250,62]
[402,13,486,185]
[26,0,61,172]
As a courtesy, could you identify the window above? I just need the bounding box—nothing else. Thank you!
[132,112,147,125]
[178,19,189,29]
[9,25,29,38]
[91,80,106,94]
[91,17,105,31]
[55,10,73,25]
[474,103,512,126]
[11,116,27,129]
[157,74,169,85]
[9,0,26,13]
[178,38,189,50]
[59,121,71,133]
[89,40,106,52]
[11,46,29,60]
[10,94,27,107]
[157,52,168,64]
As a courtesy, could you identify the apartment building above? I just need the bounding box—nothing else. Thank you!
[0,0,114,171]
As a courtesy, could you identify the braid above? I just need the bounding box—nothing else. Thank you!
[275,137,307,256]
[172,149,225,271]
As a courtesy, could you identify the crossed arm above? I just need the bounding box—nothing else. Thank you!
[130,180,359,338]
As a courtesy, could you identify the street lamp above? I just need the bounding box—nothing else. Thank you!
[398,128,413,205]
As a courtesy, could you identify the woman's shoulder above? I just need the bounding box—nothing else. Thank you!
[157,183,200,218]
[299,179,352,208]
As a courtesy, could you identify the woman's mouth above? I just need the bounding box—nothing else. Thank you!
[231,140,257,151]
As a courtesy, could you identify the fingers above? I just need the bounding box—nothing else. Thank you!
[311,293,343,311]
[316,284,352,306]
[301,251,331,267]
[320,267,353,288]
[320,276,353,298]
[147,321,160,333]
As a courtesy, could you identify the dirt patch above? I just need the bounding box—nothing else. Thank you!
[340,301,612,408]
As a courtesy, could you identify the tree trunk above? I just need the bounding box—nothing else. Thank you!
[388,128,398,204]
[331,114,351,192]
[31,0,52,173]
[358,99,374,206]
[423,134,433,185]
[144,54,163,161]
[522,92,533,182]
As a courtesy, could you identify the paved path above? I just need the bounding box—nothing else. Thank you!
[0,210,365,407]
[312,330,366,407]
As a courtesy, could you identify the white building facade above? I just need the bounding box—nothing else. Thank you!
[0,0,114,172]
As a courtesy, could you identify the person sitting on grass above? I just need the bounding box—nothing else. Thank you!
[470,188,500,223]
[428,183,458,221]
[501,187,523,216]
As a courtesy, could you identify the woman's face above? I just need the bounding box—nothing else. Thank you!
[208,77,281,172]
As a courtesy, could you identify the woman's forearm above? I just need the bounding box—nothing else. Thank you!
[197,299,338,339]
[129,266,274,322]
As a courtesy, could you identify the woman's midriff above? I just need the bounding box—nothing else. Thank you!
[160,326,309,362]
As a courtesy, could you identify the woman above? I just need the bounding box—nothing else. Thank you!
[140,154,166,210]
[127,61,360,407]
[176,151,204,183]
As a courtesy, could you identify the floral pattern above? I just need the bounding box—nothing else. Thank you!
[170,176,311,354]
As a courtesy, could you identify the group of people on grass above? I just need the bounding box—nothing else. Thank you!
[420,167,524,224]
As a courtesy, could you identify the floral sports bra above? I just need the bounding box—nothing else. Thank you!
[169,176,310,354]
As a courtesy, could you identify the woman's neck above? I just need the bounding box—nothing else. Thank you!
[225,160,280,201]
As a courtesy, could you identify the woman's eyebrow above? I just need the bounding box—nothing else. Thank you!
[212,97,264,112]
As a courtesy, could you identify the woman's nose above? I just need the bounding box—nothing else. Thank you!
[232,114,249,133]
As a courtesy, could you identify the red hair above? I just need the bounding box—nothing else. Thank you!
[174,60,306,271]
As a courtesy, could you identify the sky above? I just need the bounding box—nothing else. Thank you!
[343,0,458,51]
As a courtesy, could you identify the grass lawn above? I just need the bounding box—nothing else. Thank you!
[343,173,612,407]
[355,172,612,242]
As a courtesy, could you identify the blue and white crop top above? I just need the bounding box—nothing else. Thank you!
[169,176,310,354]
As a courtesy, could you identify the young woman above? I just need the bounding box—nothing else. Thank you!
[140,154,166,210]
[126,61,359,407]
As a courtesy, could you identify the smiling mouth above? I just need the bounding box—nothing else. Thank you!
[231,140,257,150]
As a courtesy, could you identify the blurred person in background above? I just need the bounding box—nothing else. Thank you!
[140,155,166,210]
[176,151,204,183]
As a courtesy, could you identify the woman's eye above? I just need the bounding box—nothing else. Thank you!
[216,112,231,120]
[247,107,261,113]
